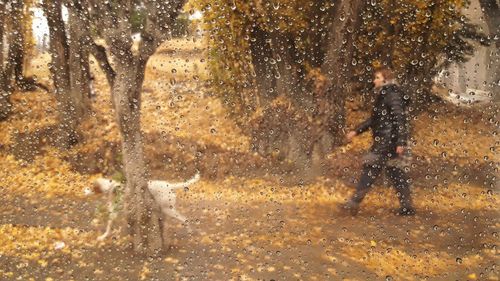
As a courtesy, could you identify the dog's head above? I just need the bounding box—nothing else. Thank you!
[83,178,118,196]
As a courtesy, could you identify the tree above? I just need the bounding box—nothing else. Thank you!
[83,0,187,253]
[42,0,87,147]
[67,1,116,87]
[6,0,25,88]
[1,0,26,120]
[355,0,489,109]
[316,0,367,166]
[67,3,93,109]
[194,0,487,174]
[1,0,55,120]
[42,0,187,252]
[478,0,499,95]
[42,0,111,147]
[0,0,10,120]
[192,0,368,172]
[479,0,499,47]
[194,1,351,172]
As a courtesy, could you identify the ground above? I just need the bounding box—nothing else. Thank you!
[0,38,498,280]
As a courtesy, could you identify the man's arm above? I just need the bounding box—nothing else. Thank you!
[347,117,372,141]
[354,117,373,135]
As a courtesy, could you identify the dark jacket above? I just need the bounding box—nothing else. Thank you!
[355,83,409,154]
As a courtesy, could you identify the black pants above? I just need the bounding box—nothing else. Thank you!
[350,152,413,209]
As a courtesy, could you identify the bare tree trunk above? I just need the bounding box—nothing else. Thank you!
[6,0,25,87]
[322,0,367,144]
[0,1,4,68]
[270,32,299,100]
[67,0,116,87]
[92,0,186,253]
[43,0,81,146]
[246,3,344,175]
[90,43,116,87]
[0,0,11,120]
[249,27,276,106]
[401,3,439,112]
[249,29,314,169]
[68,6,91,111]
[479,0,500,47]
[478,0,500,95]
[101,2,165,251]
[112,60,163,254]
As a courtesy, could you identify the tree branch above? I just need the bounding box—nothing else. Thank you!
[65,0,116,87]
[90,43,116,86]
[137,0,187,62]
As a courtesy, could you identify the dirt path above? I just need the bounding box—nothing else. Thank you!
[1,177,497,280]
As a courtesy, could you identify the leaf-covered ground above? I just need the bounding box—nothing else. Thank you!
[0,39,498,280]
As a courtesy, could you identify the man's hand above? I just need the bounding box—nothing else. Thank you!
[396,146,405,156]
[346,131,357,142]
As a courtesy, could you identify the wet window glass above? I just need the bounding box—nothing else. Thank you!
[0,0,497,280]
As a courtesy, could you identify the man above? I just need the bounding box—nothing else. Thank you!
[343,67,415,216]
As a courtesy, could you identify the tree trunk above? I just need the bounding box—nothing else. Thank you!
[249,29,315,169]
[304,0,332,68]
[478,0,500,95]
[6,0,25,87]
[479,0,500,47]
[90,43,116,87]
[401,3,439,113]
[68,6,91,113]
[67,0,116,87]
[112,61,163,254]
[43,0,81,147]
[0,0,4,68]
[322,0,367,144]
[270,32,300,100]
[0,0,11,120]
[89,0,186,254]
[249,16,364,175]
[249,27,276,106]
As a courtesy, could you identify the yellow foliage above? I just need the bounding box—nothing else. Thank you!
[0,149,90,198]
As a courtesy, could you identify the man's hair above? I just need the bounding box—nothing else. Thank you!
[374,67,395,81]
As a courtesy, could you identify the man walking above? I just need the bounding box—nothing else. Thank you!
[343,67,415,216]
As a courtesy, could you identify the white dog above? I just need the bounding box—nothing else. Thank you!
[85,172,200,241]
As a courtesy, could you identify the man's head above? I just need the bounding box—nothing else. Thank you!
[373,67,395,89]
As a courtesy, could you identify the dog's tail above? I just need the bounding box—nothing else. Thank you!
[168,172,201,189]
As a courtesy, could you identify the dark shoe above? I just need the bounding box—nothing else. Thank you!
[397,207,416,216]
[340,200,360,216]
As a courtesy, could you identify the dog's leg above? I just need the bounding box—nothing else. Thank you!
[97,192,116,241]
[97,213,116,241]
[160,213,167,246]
[164,208,193,233]
[164,208,187,223]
